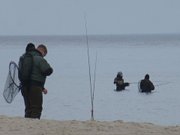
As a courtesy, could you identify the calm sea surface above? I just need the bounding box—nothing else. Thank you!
[0,34,180,126]
[0,34,180,47]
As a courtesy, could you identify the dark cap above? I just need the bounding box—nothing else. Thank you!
[145,74,150,79]
[26,43,35,52]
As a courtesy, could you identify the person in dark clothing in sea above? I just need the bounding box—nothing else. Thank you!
[19,44,53,119]
[139,74,155,93]
[114,72,130,91]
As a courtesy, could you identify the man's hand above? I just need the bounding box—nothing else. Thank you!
[42,88,48,94]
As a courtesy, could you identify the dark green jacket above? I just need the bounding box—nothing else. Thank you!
[30,50,53,87]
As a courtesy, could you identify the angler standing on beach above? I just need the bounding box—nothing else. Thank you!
[19,44,53,119]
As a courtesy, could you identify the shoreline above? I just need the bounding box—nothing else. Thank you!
[0,115,180,135]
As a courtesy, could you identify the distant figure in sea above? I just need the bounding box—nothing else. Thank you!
[114,72,130,91]
[139,74,155,93]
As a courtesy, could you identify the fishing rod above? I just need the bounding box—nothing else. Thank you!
[130,81,172,85]
[154,81,172,87]
[129,82,139,84]
[92,52,97,118]
[84,13,97,120]
[92,52,97,101]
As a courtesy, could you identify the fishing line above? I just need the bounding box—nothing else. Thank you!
[154,81,172,87]
[129,82,139,84]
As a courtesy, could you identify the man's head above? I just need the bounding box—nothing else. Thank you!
[37,44,47,57]
[26,43,35,52]
[117,72,123,77]
[145,74,150,80]
[117,72,123,78]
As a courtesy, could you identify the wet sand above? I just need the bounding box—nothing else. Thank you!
[0,115,180,135]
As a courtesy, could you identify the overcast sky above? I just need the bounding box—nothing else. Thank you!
[0,0,180,35]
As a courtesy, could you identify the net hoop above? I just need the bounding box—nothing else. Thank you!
[3,61,20,103]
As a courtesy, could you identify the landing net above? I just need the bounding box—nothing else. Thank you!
[3,61,20,103]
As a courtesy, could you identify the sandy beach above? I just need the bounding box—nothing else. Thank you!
[0,115,180,135]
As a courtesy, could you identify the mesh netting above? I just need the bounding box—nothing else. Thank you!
[3,61,20,103]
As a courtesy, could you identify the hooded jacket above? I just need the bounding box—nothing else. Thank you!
[20,49,53,88]
[140,79,155,93]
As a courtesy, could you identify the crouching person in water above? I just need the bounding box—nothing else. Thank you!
[139,74,155,93]
[114,72,130,91]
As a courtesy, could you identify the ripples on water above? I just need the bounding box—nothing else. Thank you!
[0,34,180,126]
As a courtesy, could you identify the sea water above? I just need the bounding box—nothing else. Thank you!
[0,34,180,126]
